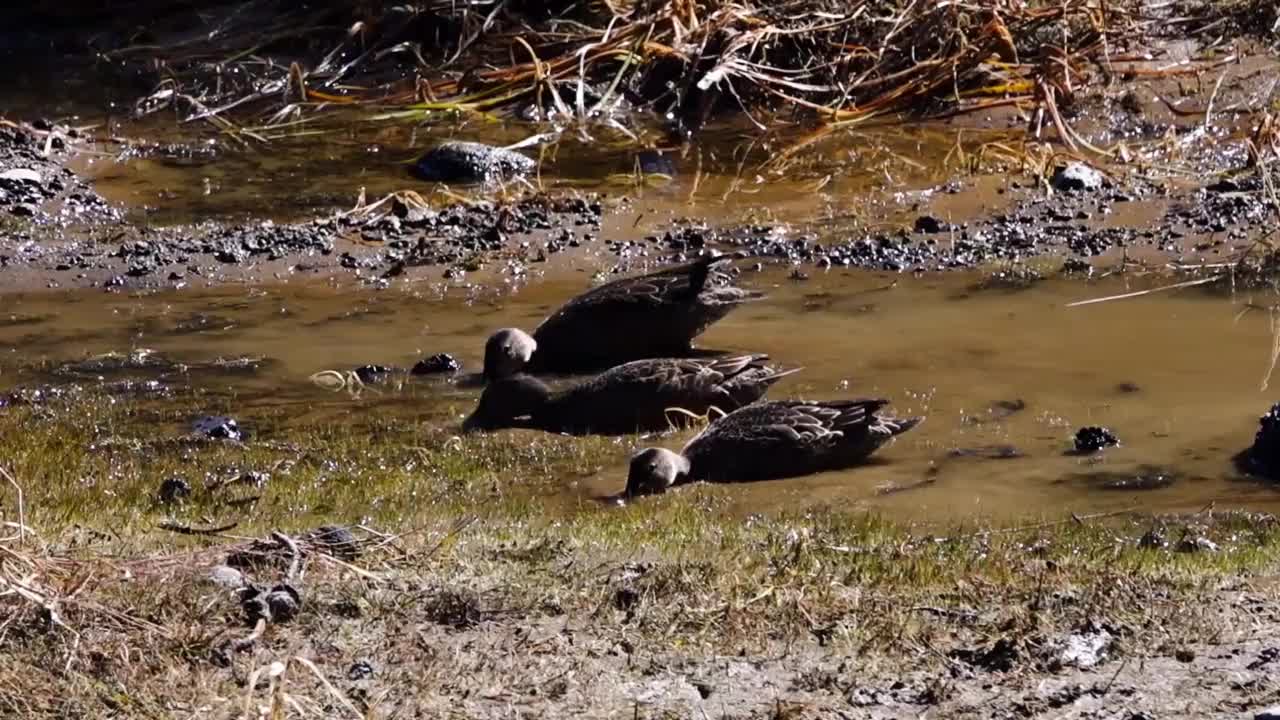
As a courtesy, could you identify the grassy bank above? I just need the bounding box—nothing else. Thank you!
[3,392,1280,717]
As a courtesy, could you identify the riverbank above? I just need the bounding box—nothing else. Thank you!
[4,392,1280,719]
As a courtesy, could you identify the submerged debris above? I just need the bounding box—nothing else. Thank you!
[1065,466,1180,491]
[947,445,1023,460]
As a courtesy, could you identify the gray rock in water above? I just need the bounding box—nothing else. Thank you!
[411,141,536,183]
[1051,162,1104,192]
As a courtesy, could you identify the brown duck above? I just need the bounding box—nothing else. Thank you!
[483,251,762,380]
[625,399,922,497]
[463,355,798,435]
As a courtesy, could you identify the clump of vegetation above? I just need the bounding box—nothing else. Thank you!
[20,0,1267,136]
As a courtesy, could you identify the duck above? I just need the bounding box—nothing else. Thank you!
[463,355,798,435]
[483,251,762,380]
[624,398,922,497]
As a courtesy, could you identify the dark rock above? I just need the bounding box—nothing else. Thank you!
[614,587,640,613]
[1174,648,1195,662]
[914,215,946,234]
[1060,257,1092,274]
[1138,527,1167,549]
[1072,426,1118,454]
[1247,647,1279,670]
[411,141,536,183]
[1051,163,1104,192]
[241,583,302,624]
[193,415,243,441]
[951,637,1018,672]
[348,660,375,681]
[353,365,396,384]
[411,353,462,375]
[303,525,360,560]
[157,477,191,503]
[10,203,36,217]
[1115,381,1141,394]
[637,151,676,176]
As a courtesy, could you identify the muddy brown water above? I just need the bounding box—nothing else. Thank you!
[68,111,1017,229]
[4,267,1280,521]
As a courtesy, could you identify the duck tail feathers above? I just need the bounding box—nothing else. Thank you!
[886,415,924,436]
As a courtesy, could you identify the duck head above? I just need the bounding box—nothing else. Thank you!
[625,447,691,498]
[462,374,553,432]
[483,328,537,381]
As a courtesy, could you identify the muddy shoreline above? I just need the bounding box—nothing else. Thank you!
[0,116,1276,294]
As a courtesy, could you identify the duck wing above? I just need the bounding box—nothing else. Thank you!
[549,253,736,316]
[543,356,781,433]
[683,399,919,482]
[528,254,758,371]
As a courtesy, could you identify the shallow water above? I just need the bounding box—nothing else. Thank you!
[67,111,1015,230]
[3,267,1279,521]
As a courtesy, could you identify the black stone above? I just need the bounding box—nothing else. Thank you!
[411,353,462,375]
[1072,426,1119,454]
[193,415,243,441]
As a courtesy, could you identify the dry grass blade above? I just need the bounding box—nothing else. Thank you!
[1064,275,1223,307]
[0,465,26,544]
